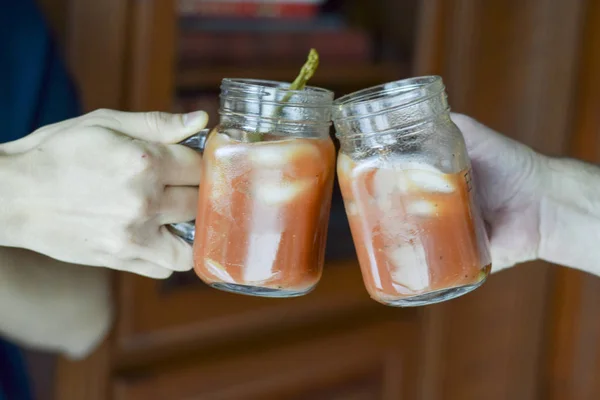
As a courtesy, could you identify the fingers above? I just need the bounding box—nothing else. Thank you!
[79,109,205,185]
[450,113,497,153]
[82,109,209,144]
[451,113,523,157]
[107,225,193,277]
[157,186,198,224]
[158,143,203,186]
[139,226,194,272]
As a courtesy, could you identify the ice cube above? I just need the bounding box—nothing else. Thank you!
[404,170,455,193]
[371,167,400,212]
[337,153,355,178]
[248,141,320,167]
[244,231,282,283]
[345,201,359,216]
[406,200,438,217]
[372,158,455,194]
[388,243,430,291]
[355,158,455,215]
[255,179,313,206]
[209,165,230,201]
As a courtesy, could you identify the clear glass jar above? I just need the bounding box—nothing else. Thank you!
[191,79,335,297]
[332,76,491,307]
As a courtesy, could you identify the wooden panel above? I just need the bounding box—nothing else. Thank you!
[414,0,586,398]
[65,0,128,110]
[113,321,418,400]
[55,340,112,400]
[37,0,69,46]
[544,0,600,398]
[125,0,176,111]
[115,261,408,368]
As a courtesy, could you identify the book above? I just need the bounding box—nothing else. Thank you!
[178,13,344,32]
[179,0,325,19]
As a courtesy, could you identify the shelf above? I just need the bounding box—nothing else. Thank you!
[176,62,410,92]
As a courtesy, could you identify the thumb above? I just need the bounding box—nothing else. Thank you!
[83,109,209,143]
[450,113,499,155]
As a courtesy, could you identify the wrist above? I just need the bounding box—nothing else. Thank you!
[538,157,600,274]
[0,149,30,248]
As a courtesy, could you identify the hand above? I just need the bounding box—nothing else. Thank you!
[451,113,548,272]
[1,109,208,279]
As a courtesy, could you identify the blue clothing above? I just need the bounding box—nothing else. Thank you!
[0,0,81,399]
[0,342,31,400]
[0,0,80,144]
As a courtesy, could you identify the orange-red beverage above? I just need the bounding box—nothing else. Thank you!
[191,79,335,297]
[332,76,491,306]
[337,154,490,305]
[194,131,334,296]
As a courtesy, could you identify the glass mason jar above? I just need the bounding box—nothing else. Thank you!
[173,79,336,297]
[332,76,491,307]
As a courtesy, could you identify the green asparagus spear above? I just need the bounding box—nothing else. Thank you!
[248,49,320,142]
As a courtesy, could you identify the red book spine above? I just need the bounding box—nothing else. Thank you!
[178,1,319,19]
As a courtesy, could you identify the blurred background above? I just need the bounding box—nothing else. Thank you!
[25,0,600,399]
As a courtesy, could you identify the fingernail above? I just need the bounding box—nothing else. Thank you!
[183,111,208,127]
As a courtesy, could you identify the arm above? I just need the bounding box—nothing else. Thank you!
[539,158,600,275]
[452,113,600,277]
[0,246,112,359]
[0,146,30,248]
[0,109,207,278]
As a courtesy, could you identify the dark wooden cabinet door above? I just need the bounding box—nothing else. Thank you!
[54,0,600,399]
[414,1,600,399]
[114,260,397,366]
[113,321,419,400]
[543,1,600,398]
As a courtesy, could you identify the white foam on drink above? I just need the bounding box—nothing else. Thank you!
[388,242,430,291]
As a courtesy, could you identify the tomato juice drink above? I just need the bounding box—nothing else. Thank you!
[337,154,490,305]
[190,78,335,297]
[332,76,491,306]
[194,130,335,296]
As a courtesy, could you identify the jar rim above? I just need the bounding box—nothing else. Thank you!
[221,78,334,105]
[332,75,444,120]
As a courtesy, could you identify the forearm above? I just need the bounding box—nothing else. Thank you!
[0,247,113,358]
[0,147,29,248]
[539,157,600,276]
